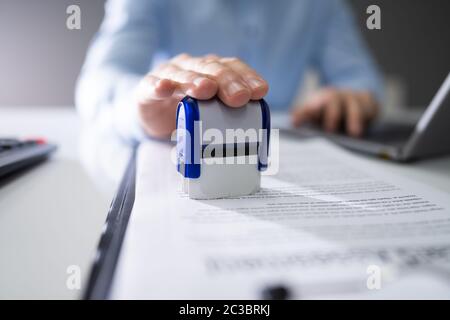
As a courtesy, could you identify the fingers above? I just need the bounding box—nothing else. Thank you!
[220,57,269,100]
[322,98,343,132]
[344,94,364,137]
[291,89,378,137]
[152,63,218,100]
[172,54,265,107]
[135,75,178,104]
[147,53,269,108]
[292,89,337,128]
[291,100,322,127]
[136,53,271,139]
[358,91,379,121]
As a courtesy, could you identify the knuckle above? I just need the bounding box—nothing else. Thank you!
[195,58,209,69]
[143,74,158,85]
[216,68,237,81]
[172,53,191,62]
[153,61,175,75]
[203,54,220,61]
[323,88,338,98]
[198,57,218,66]
[179,69,198,81]
[151,63,166,73]
[221,56,240,64]
[163,63,179,73]
[199,60,227,74]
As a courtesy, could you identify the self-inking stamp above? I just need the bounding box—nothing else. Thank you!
[176,96,270,199]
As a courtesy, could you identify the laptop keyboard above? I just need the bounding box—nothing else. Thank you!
[362,122,416,144]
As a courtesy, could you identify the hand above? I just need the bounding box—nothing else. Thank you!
[291,88,379,137]
[134,53,269,138]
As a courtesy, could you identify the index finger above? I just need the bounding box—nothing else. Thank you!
[172,54,252,107]
[220,57,269,100]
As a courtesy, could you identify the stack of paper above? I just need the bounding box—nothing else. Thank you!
[111,137,450,299]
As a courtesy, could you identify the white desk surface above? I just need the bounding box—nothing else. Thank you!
[0,106,130,299]
[0,106,449,299]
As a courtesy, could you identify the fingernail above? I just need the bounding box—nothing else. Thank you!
[193,77,209,87]
[248,78,264,89]
[227,82,245,96]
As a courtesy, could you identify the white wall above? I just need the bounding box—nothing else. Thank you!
[0,0,104,107]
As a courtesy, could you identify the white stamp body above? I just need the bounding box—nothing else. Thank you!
[176,97,270,199]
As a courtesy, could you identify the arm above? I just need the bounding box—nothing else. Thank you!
[293,0,384,136]
[315,0,383,100]
[77,0,269,141]
[75,0,160,142]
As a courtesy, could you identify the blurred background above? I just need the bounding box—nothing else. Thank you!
[0,0,449,109]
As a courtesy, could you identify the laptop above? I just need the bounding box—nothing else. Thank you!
[0,138,57,179]
[282,72,450,162]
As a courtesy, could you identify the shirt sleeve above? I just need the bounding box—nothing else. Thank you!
[75,0,161,143]
[312,0,384,103]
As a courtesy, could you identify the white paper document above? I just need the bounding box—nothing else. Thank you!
[111,137,450,299]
